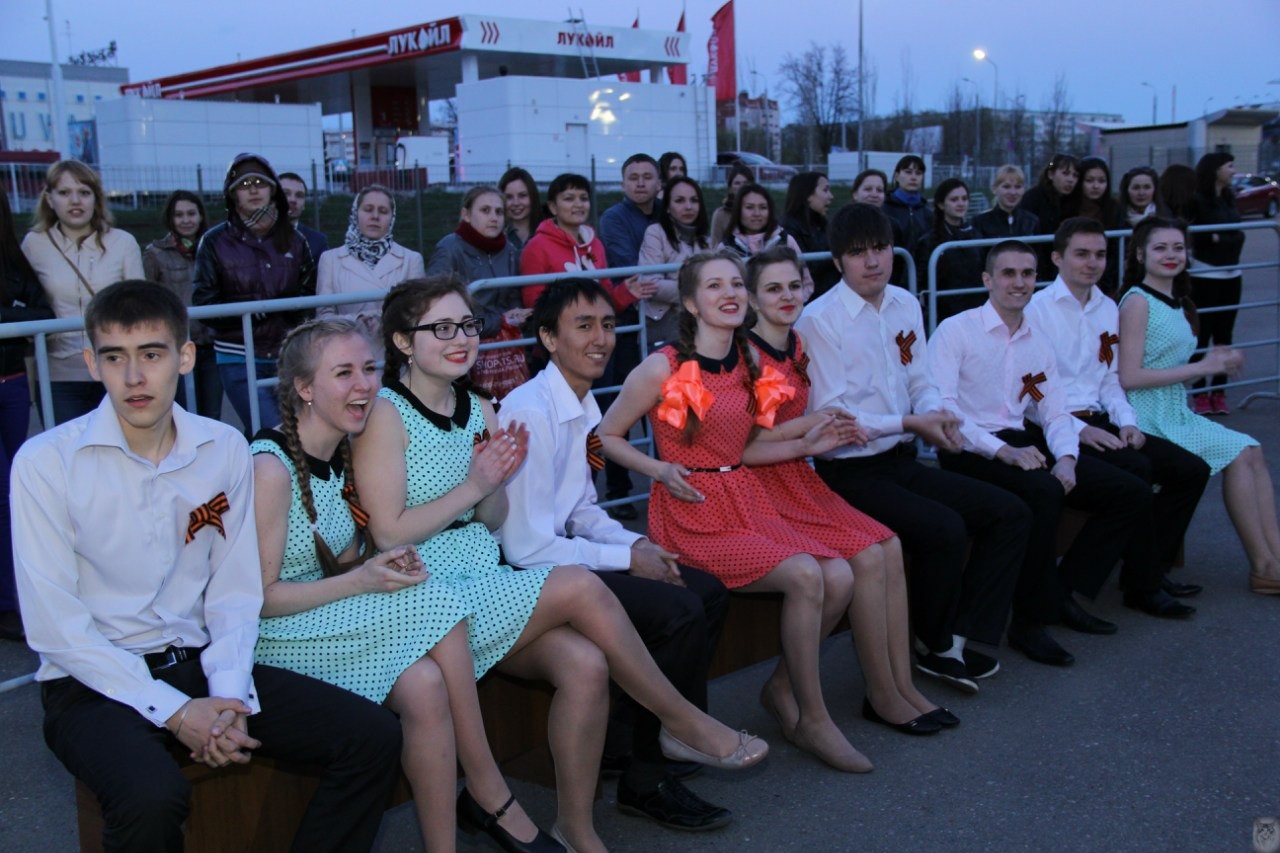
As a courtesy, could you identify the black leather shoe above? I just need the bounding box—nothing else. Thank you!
[1059,595,1118,635]
[861,698,941,735]
[914,652,978,694]
[1123,589,1196,619]
[926,707,961,728]
[1161,576,1204,597]
[457,788,564,853]
[1008,622,1075,667]
[617,774,732,832]
[962,647,1000,680]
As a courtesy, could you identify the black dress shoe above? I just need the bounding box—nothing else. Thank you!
[1059,595,1118,635]
[1123,589,1196,619]
[925,707,961,728]
[962,647,1000,680]
[861,698,941,735]
[606,502,639,521]
[914,652,978,694]
[1007,622,1075,667]
[617,774,732,832]
[457,788,564,853]
[1161,576,1204,597]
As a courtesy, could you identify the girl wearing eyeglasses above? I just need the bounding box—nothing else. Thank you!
[354,277,769,853]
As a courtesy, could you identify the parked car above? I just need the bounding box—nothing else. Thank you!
[716,151,798,182]
[1233,173,1280,218]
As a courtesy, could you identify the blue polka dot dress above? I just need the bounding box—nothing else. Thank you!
[251,431,470,703]
[380,381,552,678]
[1120,285,1258,475]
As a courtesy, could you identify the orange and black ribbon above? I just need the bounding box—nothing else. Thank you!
[472,428,491,446]
[341,480,371,530]
[586,429,605,472]
[185,492,229,543]
[1098,331,1120,367]
[895,330,917,366]
[1019,372,1047,403]
[794,350,811,386]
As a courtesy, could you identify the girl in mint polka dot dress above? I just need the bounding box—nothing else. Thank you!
[1117,218,1280,594]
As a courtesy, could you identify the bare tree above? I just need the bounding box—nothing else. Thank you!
[777,42,856,162]
[1038,73,1074,162]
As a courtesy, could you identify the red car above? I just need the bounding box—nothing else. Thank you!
[1233,173,1279,218]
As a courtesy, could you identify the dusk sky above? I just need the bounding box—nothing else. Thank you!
[4,0,1277,126]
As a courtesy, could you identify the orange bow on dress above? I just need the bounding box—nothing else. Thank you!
[656,360,715,430]
[753,365,797,428]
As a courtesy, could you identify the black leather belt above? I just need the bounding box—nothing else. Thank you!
[685,463,741,473]
[143,645,206,672]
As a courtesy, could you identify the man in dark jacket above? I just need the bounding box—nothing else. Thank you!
[279,172,329,264]
[192,153,315,434]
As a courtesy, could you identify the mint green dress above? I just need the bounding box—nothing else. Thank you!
[1120,285,1258,475]
[251,432,469,703]
[379,381,552,677]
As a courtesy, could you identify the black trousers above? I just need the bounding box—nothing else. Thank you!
[597,565,728,768]
[1076,413,1211,589]
[596,307,644,498]
[939,426,1149,624]
[1190,274,1243,390]
[42,662,402,853]
[814,446,1027,649]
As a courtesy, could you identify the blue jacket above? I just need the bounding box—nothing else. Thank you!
[599,196,659,275]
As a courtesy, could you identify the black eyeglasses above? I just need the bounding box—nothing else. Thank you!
[407,318,486,340]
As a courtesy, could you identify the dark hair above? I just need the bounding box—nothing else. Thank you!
[658,151,687,180]
[930,178,969,243]
[1159,164,1197,220]
[722,161,755,210]
[274,317,375,577]
[745,244,803,294]
[380,276,478,387]
[851,169,889,201]
[1121,217,1198,332]
[827,202,895,256]
[1075,157,1117,223]
[892,155,926,187]
[544,173,592,220]
[498,166,543,230]
[783,172,828,230]
[223,154,294,254]
[530,278,614,343]
[1038,153,1080,191]
[277,172,306,188]
[622,153,658,175]
[84,279,189,347]
[671,251,759,442]
[658,176,710,251]
[1194,152,1235,204]
[729,183,777,237]
[1118,166,1163,216]
[160,190,208,243]
[1053,216,1106,255]
[984,239,1037,276]
[0,191,37,298]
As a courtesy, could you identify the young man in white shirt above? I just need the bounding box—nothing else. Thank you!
[13,280,400,853]
[796,203,1026,692]
[1026,218,1206,616]
[928,241,1151,667]
[498,279,731,832]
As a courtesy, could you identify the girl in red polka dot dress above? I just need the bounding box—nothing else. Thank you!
[601,251,949,776]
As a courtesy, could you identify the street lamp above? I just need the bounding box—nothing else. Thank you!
[972,48,999,110]
[1140,82,1157,124]
[961,77,981,170]
[1203,95,1215,117]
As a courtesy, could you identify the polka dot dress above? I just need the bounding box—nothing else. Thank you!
[251,433,469,703]
[647,345,848,588]
[749,331,895,555]
[1120,286,1257,475]
[380,381,552,678]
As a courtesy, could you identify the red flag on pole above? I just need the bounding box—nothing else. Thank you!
[668,11,688,85]
[707,1,735,102]
[619,15,642,82]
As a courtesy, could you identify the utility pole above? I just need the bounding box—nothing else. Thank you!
[46,0,68,156]
[857,0,864,170]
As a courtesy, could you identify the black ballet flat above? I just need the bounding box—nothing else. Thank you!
[861,698,942,736]
[925,707,961,728]
[456,788,564,853]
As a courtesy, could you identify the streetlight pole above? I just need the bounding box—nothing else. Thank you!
[857,0,865,170]
[972,49,998,110]
[962,77,980,172]
[1141,82,1157,124]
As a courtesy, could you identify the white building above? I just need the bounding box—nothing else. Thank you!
[0,59,129,160]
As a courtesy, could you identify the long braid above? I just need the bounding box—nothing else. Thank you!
[278,397,344,577]
[337,436,377,556]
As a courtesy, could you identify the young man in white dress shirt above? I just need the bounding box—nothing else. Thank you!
[498,278,731,832]
[12,280,400,853]
[928,241,1151,667]
[796,203,1026,692]
[1026,218,1205,616]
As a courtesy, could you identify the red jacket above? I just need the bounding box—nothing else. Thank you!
[519,219,637,310]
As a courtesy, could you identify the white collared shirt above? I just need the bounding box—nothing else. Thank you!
[927,302,1079,461]
[795,282,943,457]
[497,362,641,570]
[13,397,262,727]
[1025,277,1137,434]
